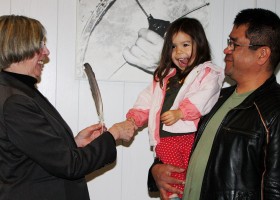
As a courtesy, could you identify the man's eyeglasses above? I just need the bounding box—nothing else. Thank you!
[227,38,265,51]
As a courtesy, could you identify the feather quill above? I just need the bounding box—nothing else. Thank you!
[83,63,104,127]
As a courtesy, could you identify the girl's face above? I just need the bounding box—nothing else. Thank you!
[171,31,196,70]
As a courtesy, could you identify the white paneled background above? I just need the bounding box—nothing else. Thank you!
[1,0,280,199]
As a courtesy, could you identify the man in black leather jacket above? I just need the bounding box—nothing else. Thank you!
[148,8,280,200]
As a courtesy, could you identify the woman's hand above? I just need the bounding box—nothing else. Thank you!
[75,123,104,147]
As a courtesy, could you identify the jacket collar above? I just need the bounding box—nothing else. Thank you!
[194,75,277,151]
[0,72,74,139]
[199,75,276,130]
[217,75,276,108]
[0,71,36,97]
[2,71,37,88]
[235,75,277,108]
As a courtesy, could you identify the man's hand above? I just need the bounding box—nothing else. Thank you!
[152,164,185,200]
[161,109,183,126]
[123,28,164,73]
[75,123,104,147]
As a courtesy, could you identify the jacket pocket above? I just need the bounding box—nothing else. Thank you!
[222,127,260,139]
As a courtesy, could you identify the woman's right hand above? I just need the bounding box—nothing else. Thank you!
[75,123,104,147]
[152,163,185,200]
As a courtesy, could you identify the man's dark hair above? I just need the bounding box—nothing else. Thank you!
[234,8,280,69]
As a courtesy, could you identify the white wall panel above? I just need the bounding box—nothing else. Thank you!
[79,80,125,199]
[222,0,256,85]
[10,0,58,105]
[277,0,280,15]
[56,0,79,132]
[0,0,10,15]
[207,0,224,67]
[223,0,255,44]
[121,82,158,200]
[257,0,276,11]
[1,0,280,199]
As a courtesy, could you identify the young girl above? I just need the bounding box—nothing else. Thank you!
[126,17,224,199]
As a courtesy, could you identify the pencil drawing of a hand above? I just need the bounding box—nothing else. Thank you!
[122,28,164,73]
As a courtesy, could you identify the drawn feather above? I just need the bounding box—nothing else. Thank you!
[78,0,116,69]
[83,63,104,125]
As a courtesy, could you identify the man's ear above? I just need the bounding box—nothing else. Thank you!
[257,46,271,65]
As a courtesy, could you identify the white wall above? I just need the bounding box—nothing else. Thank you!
[1,0,280,199]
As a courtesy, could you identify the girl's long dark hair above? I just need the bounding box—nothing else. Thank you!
[154,17,211,87]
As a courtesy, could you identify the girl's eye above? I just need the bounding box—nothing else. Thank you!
[172,45,176,49]
[183,43,190,47]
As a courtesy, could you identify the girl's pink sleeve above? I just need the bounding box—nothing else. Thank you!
[179,67,223,121]
[126,109,149,127]
[126,83,154,127]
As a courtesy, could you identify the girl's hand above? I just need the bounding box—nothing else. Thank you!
[161,109,183,126]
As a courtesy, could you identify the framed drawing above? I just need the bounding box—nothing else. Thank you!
[76,0,210,82]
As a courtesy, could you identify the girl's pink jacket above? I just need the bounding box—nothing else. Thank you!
[126,61,225,147]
